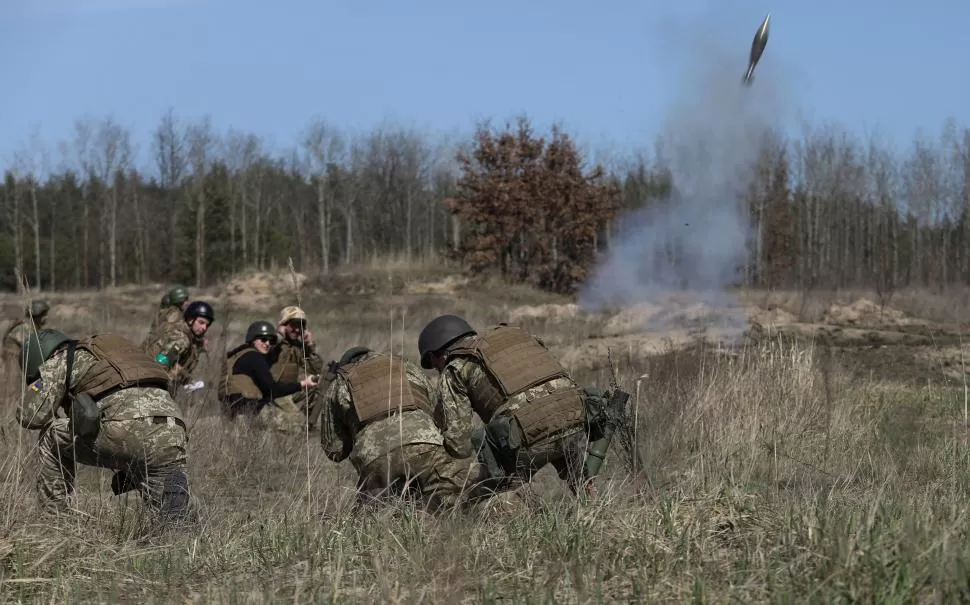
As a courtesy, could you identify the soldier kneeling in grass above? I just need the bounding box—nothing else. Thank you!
[218,320,318,432]
[319,346,490,513]
[18,329,195,528]
[418,315,629,499]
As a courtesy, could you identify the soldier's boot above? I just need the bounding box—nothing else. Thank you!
[158,470,196,529]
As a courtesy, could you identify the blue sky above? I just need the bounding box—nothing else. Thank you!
[1,0,966,171]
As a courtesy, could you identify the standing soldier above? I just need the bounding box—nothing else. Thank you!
[17,328,194,526]
[144,301,214,394]
[269,306,325,431]
[3,300,51,371]
[142,285,190,348]
[417,315,623,497]
[320,346,489,512]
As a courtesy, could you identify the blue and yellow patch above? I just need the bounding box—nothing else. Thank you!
[29,378,43,392]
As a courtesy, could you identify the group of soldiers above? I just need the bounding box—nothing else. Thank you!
[1,285,628,529]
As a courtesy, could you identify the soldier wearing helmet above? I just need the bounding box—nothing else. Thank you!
[418,314,600,497]
[142,286,190,349]
[218,320,318,430]
[320,345,489,512]
[269,306,325,431]
[143,300,214,393]
[16,328,195,527]
[3,300,51,372]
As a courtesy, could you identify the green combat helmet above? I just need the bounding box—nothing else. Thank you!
[245,320,278,345]
[27,300,50,319]
[338,346,371,366]
[159,293,170,308]
[167,286,190,307]
[21,328,72,383]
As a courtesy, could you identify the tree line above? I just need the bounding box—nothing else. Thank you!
[1,110,969,296]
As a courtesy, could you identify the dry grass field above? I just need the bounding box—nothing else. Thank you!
[1,258,970,603]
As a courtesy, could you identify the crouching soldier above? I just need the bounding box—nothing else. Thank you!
[144,300,214,395]
[218,320,318,432]
[270,306,325,431]
[142,285,190,348]
[418,315,627,497]
[320,346,489,512]
[17,328,194,527]
[3,300,51,372]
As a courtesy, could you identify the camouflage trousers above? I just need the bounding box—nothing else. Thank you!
[474,414,588,495]
[35,416,192,518]
[258,396,307,434]
[356,443,490,513]
[293,386,323,431]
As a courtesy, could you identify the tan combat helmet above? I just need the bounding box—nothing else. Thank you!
[278,306,307,328]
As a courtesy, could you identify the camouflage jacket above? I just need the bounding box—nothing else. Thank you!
[433,356,580,458]
[320,356,443,472]
[16,347,184,430]
[142,305,182,348]
[144,321,204,387]
[270,338,324,384]
[2,319,33,360]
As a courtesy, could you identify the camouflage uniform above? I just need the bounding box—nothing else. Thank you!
[17,335,193,523]
[142,305,183,349]
[2,319,34,370]
[428,323,589,495]
[144,321,205,392]
[320,349,488,511]
[270,339,324,428]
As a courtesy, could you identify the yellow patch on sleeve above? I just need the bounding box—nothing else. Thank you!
[29,379,43,392]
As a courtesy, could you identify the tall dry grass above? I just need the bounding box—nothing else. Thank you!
[1,272,969,602]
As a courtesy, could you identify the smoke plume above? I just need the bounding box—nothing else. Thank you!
[578,12,793,334]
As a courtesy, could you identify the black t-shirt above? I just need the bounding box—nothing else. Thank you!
[229,346,301,401]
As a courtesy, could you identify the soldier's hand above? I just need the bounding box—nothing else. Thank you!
[303,329,314,347]
[301,375,319,389]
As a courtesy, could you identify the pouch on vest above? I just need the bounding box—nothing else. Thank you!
[69,392,101,440]
[482,415,522,475]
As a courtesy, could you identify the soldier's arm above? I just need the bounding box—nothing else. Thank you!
[16,349,88,430]
[304,350,325,376]
[434,362,477,459]
[319,378,353,463]
[152,329,190,376]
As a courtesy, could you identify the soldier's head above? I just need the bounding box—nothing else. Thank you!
[26,300,50,327]
[338,346,371,367]
[21,328,72,383]
[183,301,215,338]
[417,314,476,372]
[278,306,308,341]
[245,320,278,354]
[167,286,190,311]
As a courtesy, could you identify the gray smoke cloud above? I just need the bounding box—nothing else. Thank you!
[578,12,794,334]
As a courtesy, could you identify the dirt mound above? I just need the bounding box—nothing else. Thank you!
[406,275,470,296]
[221,271,308,311]
[507,303,582,322]
[749,307,798,329]
[603,302,747,337]
[821,298,924,328]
